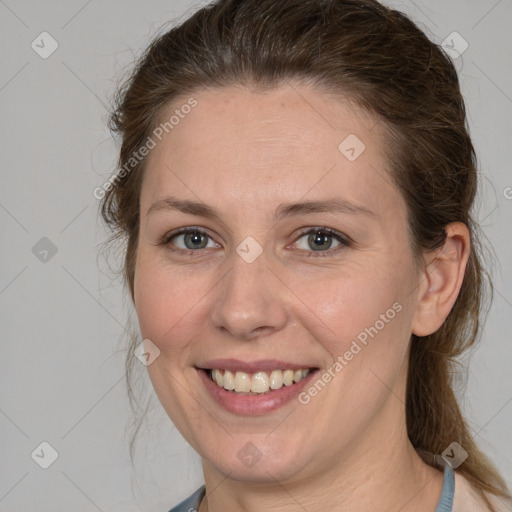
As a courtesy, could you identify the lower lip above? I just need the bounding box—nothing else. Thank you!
[196,368,318,416]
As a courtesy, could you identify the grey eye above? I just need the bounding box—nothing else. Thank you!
[170,230,216,250]
[295,230,342,251]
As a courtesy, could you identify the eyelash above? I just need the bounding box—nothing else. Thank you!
[161,226,351,257]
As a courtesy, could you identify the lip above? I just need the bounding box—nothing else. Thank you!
[196,358,317,373]
[196,366,319,416]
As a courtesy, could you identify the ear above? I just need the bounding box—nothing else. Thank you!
[411,222,470,337]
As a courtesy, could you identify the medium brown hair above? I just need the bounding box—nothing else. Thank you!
[100,0,511,507]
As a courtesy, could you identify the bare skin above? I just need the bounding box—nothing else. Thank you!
[133,82,469,511]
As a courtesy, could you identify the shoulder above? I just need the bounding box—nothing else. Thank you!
[168,485,206,512]
[453,471,512,512]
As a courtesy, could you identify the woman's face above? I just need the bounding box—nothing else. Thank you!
[133,83,424,484]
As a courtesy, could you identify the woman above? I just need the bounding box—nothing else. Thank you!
[100,0,512,510]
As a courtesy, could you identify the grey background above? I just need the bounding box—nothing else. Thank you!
[0,0,511,510]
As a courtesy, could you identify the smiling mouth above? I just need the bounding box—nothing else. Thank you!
[206,368,315,395]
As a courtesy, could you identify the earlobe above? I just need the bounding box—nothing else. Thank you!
[411,222,470,337]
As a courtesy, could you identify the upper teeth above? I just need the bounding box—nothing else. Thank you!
[210,368,311,394]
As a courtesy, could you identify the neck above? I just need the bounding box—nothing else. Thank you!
[200,423,443,511]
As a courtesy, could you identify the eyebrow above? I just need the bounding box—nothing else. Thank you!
[146,196,376,221]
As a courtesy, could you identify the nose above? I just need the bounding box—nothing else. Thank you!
[210,248,288,341]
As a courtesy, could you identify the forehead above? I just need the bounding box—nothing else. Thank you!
[152,83,379,159]
[140,83,401,221]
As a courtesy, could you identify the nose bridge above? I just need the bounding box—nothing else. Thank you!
[210,243,288,340]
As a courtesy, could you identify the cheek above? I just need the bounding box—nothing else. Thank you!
[133,251,198,356]
[298,274,412,424]
[294,258,415,405]
[298,262,406,341]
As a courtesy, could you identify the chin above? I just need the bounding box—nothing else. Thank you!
[202,436,311,484]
